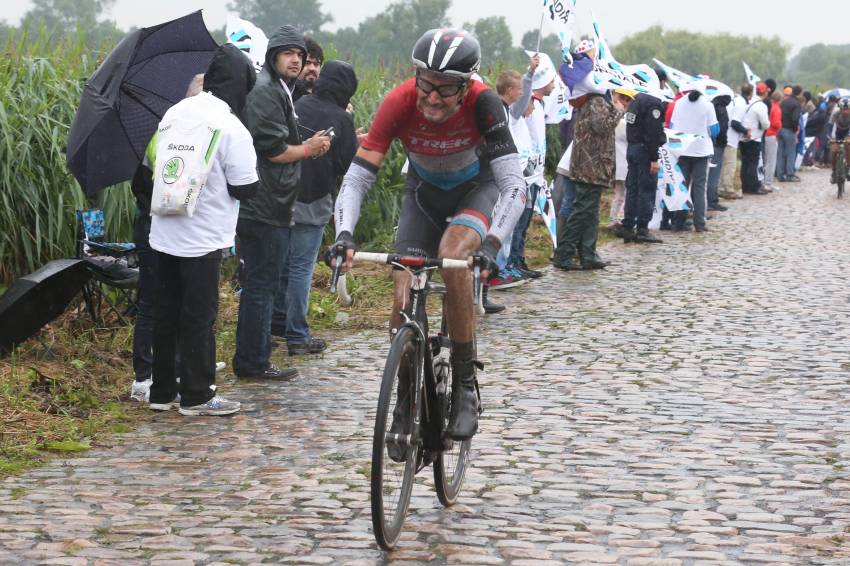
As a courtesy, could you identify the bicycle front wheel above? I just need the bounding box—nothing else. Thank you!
[371,325,421,550]
[433,355,472,506]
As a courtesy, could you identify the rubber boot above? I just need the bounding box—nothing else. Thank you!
[482,284,505,314]
[445,360,480,440]
[387,346,414,462]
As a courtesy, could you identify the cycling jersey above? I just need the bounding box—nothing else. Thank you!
[830,114,850,141]
[335,77,526,246]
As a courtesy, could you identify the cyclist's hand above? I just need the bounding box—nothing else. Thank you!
[325,231,356,272]
[470,235,500,281]
[649,161,660,175]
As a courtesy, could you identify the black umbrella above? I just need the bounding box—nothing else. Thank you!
[0,260,92,355]
[66,11,219,196]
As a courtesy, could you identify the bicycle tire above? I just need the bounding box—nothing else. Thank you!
[371,325,421,550]
[838,153,846,199]
[432,339,472,507]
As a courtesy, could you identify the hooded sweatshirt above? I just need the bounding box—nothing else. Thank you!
[292,60,359,226]
[239,25,307,227]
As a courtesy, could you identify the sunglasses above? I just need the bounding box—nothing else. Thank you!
[415,74,465,98]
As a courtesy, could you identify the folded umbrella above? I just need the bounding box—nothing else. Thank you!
[66,11,218,196]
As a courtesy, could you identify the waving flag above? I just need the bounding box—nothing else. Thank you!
[649,131,701,228]
[226,15,268,73]
[542,0,578,63]
[535,181,558,247]
[589,13,663,98]
[652,58,698,91]
[742,61,760,88]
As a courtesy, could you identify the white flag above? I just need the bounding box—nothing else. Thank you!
[652,58,697,91]
[541,0,577,62]
[226,15,269,73]
[742,61,761,88]
[649,130,702,228]
[543,74,572,124]
[590,13,663,98]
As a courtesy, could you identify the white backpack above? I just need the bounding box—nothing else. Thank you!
[151,116,222,217]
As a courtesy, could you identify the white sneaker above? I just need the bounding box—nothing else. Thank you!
[149,395,180,411]
[130,378,152,402]
[215,361,226,372]
[178,395,240,416]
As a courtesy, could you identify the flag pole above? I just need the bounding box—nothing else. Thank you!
[536,11,544,53]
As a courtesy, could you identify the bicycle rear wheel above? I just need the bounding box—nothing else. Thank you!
[371,325,421,550]
[838,155,846,199]
[433,351,472,507]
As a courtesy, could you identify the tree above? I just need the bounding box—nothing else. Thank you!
[613,26,789,90]
[788,43,850,93]
[463,16,516,69]
[22,0,115,33]
[520,30,563,67]
[228,0,333,36]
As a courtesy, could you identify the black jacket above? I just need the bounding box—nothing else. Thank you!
[294,61,359,210]
[626,93,667,160]
[239,26,306,227]
[712,95,731,148]
[780,96,801,131]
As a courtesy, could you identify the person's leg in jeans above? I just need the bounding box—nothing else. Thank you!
[232,218,287,376]
[763,134,778,185]
[555,176,577,249]
[609,181,625,225]
[270,225,294,339]
[507,183,538,270]
[176,252,222,408]
[707,145,725,208]
[689,156,709,229]
[132,212,156,384]
[281,222,325,347]
[150,251,181,405]
[622,145,641,230]
[777,128,792,180]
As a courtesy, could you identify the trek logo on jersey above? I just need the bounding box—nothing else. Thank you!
[407,136,474,151]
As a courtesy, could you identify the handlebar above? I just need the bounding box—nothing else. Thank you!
[329,251,486,309]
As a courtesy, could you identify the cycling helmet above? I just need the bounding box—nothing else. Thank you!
[839,98,850,110]
[412,29,481,79]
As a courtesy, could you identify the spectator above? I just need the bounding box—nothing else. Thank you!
[505,58,554,281]
[669,84,719,232]
[707,93,731,211]
[147,44,258,416]
[609,110,628,226]
[232,26,330,381]
[763,91,782,192]
[777,85,803,182]
[740,82,770,195]
[552,90,625,270]
[272,61,359,355]
[720,83,752,200]
[293,37,324,101]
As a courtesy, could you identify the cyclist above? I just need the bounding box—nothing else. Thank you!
[330,29,526,440]
[829,98,850,184]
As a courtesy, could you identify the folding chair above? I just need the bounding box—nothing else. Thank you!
[76,209,139,325]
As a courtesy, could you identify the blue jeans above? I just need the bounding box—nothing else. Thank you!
[271,223,326,345]
[623,144,657,230]
[232,218,288,376]
[506,183,539,269]
[678,155,709,229]
[556,174,577,219]
[707,145,725,208]
[777,128,797,179]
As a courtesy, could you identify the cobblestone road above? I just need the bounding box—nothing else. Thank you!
[2,170,850,565]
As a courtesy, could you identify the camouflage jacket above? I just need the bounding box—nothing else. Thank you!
[568,94,623,187]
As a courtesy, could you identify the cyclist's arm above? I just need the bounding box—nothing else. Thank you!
[475,90,527,248]
[334,148,384,238]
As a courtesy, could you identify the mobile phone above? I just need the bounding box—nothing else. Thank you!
[324,127,336,139]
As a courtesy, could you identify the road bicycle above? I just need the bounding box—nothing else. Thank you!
[831,138,849,199]
[329,251,483,550]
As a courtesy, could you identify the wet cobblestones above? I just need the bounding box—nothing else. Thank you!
[1,170,849,564]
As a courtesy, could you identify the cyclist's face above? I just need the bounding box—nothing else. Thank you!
[415,71,466,124]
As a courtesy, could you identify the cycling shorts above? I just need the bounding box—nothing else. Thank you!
[395,166,500,257]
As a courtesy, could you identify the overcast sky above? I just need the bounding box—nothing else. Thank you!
[5,0,843,54]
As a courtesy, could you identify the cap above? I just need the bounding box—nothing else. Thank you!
[756,82,768,95]
[613,88,638,99]
[574,39,595,55]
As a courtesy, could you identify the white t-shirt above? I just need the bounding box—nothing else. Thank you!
[614,118,628,181]
[669,95,718,157]
[150,92,258,258]
[726,95,748,148]
[525,98,547,186]
[742,98,770,142]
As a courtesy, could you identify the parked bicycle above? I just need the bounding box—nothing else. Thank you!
[329,251,484,550]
